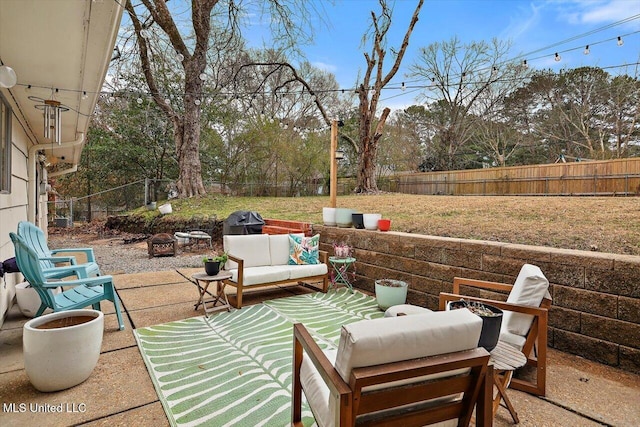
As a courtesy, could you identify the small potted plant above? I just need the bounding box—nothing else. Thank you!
[203,251,228,276]
[448,299,503,351]
[375,279,408,310]
[333,242,352,258]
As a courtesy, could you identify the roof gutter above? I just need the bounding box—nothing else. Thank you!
[27,133,85,224]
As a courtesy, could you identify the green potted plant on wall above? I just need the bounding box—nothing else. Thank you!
[203,251,228,276]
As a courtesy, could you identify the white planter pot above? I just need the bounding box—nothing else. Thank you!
[322,207,336,226]
[23,309,104,392]
[15,282,60,318]
[375,279,409,310]
[335,208,354,228]
[158,203,172,214]
[363,213,382,230]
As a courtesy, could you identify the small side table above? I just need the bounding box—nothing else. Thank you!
[328,256,356,293]
[191,271,232,314]
[489,341,527,424]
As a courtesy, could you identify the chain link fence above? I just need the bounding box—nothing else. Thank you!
[49,178,363,224]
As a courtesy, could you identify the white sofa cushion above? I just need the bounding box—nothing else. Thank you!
[223,234,271,269]
[270,233,303,266]
[501,264,550,337]
[334,309,482,383]
[300,348,338,427]
[227,265,290,286]
[288,264,328,280]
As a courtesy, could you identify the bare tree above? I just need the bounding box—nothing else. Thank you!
[353,0,423,193]
[123,0,316,198]
[410,37,528,169]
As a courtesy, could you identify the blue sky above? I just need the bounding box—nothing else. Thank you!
[131,0,639,110]
[249,0,639,110]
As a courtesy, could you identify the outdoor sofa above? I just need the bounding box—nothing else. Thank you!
[222,233,329,308]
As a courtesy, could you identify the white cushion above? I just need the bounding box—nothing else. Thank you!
[500,330,527,350]
[501,264,550,337]
[288,264,328,280]
[227,266,290,286]
[334,309,482,382]
[300,348,338,427]
[269,233,303,266]
[223,234,271,269]
[384,304,433,317]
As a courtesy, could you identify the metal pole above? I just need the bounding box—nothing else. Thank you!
[330,120,338,208]
[144,178,149,206]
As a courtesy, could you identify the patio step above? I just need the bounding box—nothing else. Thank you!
[263,219,313,236]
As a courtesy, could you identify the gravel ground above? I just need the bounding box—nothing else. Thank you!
[48,233,215,275]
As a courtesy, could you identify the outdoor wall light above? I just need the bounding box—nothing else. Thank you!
[0,65,17,88]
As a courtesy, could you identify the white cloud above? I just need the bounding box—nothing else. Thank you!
[311,61,338,73]
[579,0,636,24]
[552,0,640,27]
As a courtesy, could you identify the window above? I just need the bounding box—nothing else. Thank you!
[0,92,11,194]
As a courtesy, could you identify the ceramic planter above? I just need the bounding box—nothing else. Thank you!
[335,208,354,228]
[378,218,391,231]
[352,213,365,229]
[23,309,104,392]
[375,279,408,310]
[15,282,61,318]
[448,301,503,351]
[204,260,221,276]
[322,207,336,226]
[158,203,172,215]
[363,213,381,230]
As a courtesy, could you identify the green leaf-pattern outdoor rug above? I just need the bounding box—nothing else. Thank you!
[134,289,384,427]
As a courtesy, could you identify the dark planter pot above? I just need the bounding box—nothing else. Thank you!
[352,213,365,229]
[449,301,503,352]
[204,261,221,276]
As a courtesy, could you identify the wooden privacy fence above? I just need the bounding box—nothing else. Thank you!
[392,158,640,196]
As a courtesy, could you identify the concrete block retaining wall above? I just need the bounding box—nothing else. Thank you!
[314,225,640,374]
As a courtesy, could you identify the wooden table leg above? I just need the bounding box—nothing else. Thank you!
[195,279,212,311]
[493,370,519,424]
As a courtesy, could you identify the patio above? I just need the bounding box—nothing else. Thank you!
[0,269,638,426]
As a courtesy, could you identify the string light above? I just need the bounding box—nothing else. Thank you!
[199,73,207,81]
[584,45,590,55]
[554,52,561,62]
[176,53,184,62]
[522,59,528,68]
[617,36,624,46]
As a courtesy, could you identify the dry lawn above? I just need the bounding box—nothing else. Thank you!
[169,194,640,256]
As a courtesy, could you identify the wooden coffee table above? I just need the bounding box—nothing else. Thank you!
[191,271,233,314]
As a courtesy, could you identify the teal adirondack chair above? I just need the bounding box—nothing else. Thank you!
[17,221,100,279]
[10,233,125,330]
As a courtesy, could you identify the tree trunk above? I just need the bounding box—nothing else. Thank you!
[174,112,206,198]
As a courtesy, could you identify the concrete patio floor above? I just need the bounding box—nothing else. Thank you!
[0,269,638,426]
